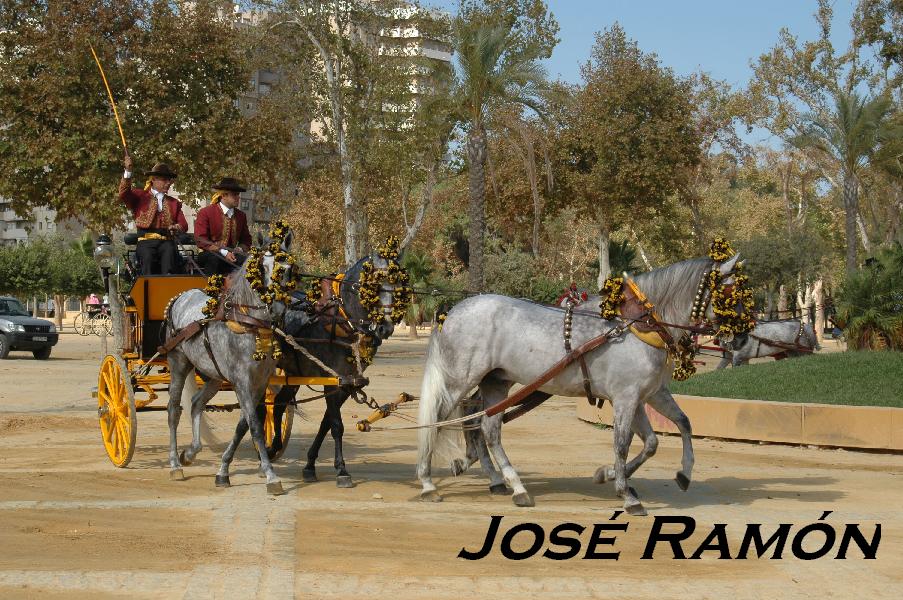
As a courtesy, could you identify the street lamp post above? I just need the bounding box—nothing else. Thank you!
[92,234,122,354]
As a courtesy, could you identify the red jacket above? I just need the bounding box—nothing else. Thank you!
[194,203,252,253]
[119,178,187,232]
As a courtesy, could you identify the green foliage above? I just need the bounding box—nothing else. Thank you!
[0,237,101,297]
[558,24,701,229]
[0,0,273,229]
[483,244,563,303]
[836,243,903,350]
[670,351,903,407]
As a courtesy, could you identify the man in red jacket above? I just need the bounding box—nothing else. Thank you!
[194,177,253,275]
[120,153,188,275]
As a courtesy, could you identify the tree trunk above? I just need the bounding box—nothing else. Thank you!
[856,211,872,254]
[596,220,611,290]
[400,157,438,252]
[53,294,65,329]
[813,278,825,342]
[842,172,859,274]
[777,284,788,318]
[408,320,418,339]
[466,127,487,292]
[765,287,774,320]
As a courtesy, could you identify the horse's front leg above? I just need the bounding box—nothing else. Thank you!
[610,394,646,516]
[594,404,657,483]
[645,387,694,490]
[215,415,250,488]
[325,392,353,488]
[237,379,283,495]
[302,386,337,483]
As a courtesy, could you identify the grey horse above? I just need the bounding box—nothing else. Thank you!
[416,254,742,515]
[717,319,820,368]
[164,232,295,495]
[229,253,400,488]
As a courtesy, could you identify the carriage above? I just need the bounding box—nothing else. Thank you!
[92,234,343,468]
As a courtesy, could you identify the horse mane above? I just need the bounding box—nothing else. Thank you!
[225,258,259,308]
[630,257,712,326]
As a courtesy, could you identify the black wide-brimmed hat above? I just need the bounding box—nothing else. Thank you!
[144,163,178,179]
[212,177,246,193]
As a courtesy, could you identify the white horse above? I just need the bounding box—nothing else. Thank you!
[416,254,743,516]
[716,319,819,368]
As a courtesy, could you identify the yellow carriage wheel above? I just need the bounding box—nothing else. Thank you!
[97,355,137,467]
[260,387,294,461]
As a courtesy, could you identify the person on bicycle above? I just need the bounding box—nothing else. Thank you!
[194,177,252,276]
[120,153,188,275]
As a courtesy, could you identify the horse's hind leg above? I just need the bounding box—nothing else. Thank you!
[479,378,531,506]
[179,378,220,467]
[594,405,658,483]
[166,354,189,480]
[645,387,694,490]
[302,413,330,483]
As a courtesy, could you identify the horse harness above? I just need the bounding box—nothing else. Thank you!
[158,279,273,381]
[493,264,730,422]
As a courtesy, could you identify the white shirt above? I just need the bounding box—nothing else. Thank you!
[123,170,163,210]
[219,201,235,256]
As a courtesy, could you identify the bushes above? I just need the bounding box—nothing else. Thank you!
[483,245,572,304]
[836,243,903,350]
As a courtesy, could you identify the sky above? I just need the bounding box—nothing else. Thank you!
[427,1,860,145]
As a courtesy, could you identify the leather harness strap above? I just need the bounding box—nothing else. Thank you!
[485,327,624,418]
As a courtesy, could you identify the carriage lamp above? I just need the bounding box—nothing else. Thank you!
[94,234,114,293]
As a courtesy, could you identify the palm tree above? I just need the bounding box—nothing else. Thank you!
[793,90,897,274]
[453,19,548,291]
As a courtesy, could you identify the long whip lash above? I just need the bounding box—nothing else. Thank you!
[89,43,128,151]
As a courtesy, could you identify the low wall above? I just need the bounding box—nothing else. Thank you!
[576,394,903,451]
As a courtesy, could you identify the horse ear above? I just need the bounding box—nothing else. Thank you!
[256,231,264,248]
[719,254,740,275]
[281,229,293,252]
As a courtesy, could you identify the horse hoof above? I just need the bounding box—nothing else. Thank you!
[302,469,318,483]
[169,468,185,481]
[179,450,192,466]
[266,481,285,495]
[512,492,535,507]
[593,466,613,484]
[625,502,647,516]
[420,490,443,503]
[336,475,354,488]
[215,475,231,488]
[451,459,467,476]
[675,472,691,491]
[489,483,510,495]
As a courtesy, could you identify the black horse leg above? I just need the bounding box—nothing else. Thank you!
[302,398,333,483]
[326,391,352,487]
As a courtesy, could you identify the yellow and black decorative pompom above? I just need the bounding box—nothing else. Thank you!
[599,276,625,320]
[709,236,734,262]
[202,274,226,318]
[436,312,447,332]
[671,335,698,381]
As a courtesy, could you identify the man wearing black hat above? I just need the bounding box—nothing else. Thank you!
[194,177,253,275]
[120,153,188,275]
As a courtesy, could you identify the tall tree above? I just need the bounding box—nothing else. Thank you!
[560,24,701,287]
[452,0,557,290]
[0,0,262,228]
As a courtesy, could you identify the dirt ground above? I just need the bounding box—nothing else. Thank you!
[0,331,900,599]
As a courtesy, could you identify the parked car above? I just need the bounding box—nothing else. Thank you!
[0,296,59,359]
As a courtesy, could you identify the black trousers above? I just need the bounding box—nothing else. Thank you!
[197,250,241,276]
[136,238,177,275]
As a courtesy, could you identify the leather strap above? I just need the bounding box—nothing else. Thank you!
[486,330,618,418]
[502,391,553,423]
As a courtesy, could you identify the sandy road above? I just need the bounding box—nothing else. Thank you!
[0,332,901,599]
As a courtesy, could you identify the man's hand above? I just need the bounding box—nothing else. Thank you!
[224,251,237,263]
[168,224,184,234]
[124,152,133,172]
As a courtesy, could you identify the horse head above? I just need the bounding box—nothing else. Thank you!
[340,237,411,342]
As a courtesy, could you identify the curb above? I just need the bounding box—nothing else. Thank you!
[577,394,903,451]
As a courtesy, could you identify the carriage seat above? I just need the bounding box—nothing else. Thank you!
[123,232,199,276]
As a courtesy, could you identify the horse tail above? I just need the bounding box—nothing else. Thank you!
[416,334,464,474]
